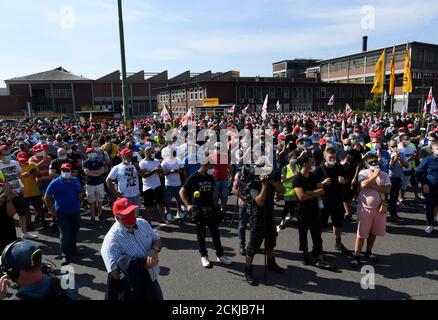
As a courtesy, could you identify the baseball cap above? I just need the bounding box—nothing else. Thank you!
[60,163,73,171]
[398,127,406,132]
[32,145,43,152]
[1,240,42,272]
[113,198,139,216]
[120,147,133,157]
[407,124,414,128]
[0,145,9,152]
[319,138,328,145]
[17,152,28,161]
[86,148,94,154]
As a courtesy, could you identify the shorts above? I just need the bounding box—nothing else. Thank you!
[86,184,105,203]
[13,194,27,216]
[143,186,165,207]
[24,196,44,214]
[401,172,411,191]
[215,179,230,203]
[164,186,181,204]
[321,200,344,228]
[357,206,387,238]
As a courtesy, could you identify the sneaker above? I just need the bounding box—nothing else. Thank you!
[278,219,286,230]
[239,247,246,256]
[175,212,182,219]
[364,251,378,262]
[335,243,352,255]
[350,257,361,268]
[201,256,212,268]
[302,252,311,265]
[61,257,71,266]
[267,258,284,273]
[22,232,38,240]
[425,225,434,234]
[217,255,233,265]
[244,266,259,286]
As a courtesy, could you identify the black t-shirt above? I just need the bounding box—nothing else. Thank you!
[314,163,345,198]
[183,172,215,207]
[83,159,104,185]
[49,158,76,174]
[249,181,275,216]
[339,149,362,178]
[292,172,319,212]
[0,205,17,253]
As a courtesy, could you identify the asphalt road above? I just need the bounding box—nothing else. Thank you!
[14,193,438,300]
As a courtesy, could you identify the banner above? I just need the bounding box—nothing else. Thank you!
[371,50,385,94]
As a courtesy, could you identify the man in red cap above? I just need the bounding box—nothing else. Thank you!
[101,198,163,300]
[29,145,52,199]
[45,163,84,266]
[407,123,421,146]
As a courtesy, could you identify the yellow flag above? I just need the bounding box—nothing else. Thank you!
[371,50,385,94]
[389,46,395,95]
[402,44,412,93]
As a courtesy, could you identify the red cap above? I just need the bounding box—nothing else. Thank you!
[0,145,9,151]
[17,152,28,161]
[86,148,94,154]
[60,163,73,171]
[407,124,414,128]
[113,198,139,216]
[293,126,301,132]
[41,144,49,150]
[278,133,286,140]
[370,132,378,139]
[319,138,328,145]
[272,130,279,136]
[376,130,384,136]
[120,148,133,157]
[32,145,43,152]
[398,127,406,132]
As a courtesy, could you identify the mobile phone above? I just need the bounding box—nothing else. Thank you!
[29,168,36,174]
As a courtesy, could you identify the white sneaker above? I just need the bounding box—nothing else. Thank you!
[217,255,233,265]
[22,232,38,240]
[175,212,182,219]
[201,256,211,268]
[425,226,434,234]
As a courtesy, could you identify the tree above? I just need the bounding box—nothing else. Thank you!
[365,94,381,112]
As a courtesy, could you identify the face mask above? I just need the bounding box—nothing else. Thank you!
[120,212,137,226]
[373,143,381,150]
[151,153,156,158]
[390,147,398,152]
[369,165,379,171]
[310,165,316,173]
[88,153,97,159]
[347,129,353,133]
[326,160,336,167]
[344,146,351,151]
[207,168,214,175]
[434,150,438,157]
[59,155,67,160]
[36,151,45,157]
[61,172,71,179]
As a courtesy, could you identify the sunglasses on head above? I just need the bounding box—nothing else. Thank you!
[368,161,379,166]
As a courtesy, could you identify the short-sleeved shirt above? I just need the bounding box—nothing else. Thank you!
[183,171,215,207]
[364,149,391,174]
[83,159,104,185]
[45,177,83,215]
[292,172,319,212]
[357,169,391,210]
[139,159,161,191]
[161,159,183,187]
[20,163,40,198]
[389,151,407,178]
[107,163,140,198]
[0,161,22,194]
[314,163,345,199]
[49,158,76,175]
[212,153,230,181]
[29,155,52,184]
[398,146,415,171]
[184,154,201,178]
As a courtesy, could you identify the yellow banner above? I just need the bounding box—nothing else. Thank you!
[389,46,395,95]
[202,98,219,106]
[402,44,413,93]
[371,50,385,94]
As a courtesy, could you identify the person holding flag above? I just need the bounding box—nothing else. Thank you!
[228,105,236,114]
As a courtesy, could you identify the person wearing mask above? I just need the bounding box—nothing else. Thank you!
[45,163,84,266]
[161,150,185,221]
[0,145,37,240]
[138,147,166,224]
[293,153,334,269]
[365,136,390,174]
[419,132,437,161]
[350,153,391,268]
[278,153,300,231]
[29,145,52,197]
[398,133,417,204]
[315,147,351,254]
[179,162,233,269]
[91,139,111,173]
[106,148,142,216]
[0,178,17,253]
[416,140,438,234]
[388,139,409,222]
[49,148,77,179]
[83,148,105,222]
[101,198,163,300]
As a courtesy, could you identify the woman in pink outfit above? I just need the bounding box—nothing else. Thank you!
[350,153,391,268]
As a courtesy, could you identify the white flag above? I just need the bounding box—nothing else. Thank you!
[341,119,346,135]
[384,90,388,105]
[276,100,281,112]
[423,100,428,114]
[180,109,193,126]
[89,112,92,122]
[427,87,433,105]
[160,104,171,121]
[431,97,437,114]
[228,104,235,114]
[328,94,335,106]
[242,105,249,115]
[261,95,269,120]
[345,104,352,114]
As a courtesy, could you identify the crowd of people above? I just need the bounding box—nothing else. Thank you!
[1,110,438,298]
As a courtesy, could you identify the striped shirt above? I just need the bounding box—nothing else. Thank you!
[101,218,160,282]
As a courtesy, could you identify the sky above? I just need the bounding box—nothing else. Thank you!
[1,0,438,86]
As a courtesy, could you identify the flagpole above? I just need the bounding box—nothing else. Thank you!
[380,49,387,113]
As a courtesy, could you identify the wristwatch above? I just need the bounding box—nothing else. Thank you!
[152,246,161,253]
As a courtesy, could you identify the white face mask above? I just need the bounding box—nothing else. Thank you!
[88,153,97,159]
[344,146,351,151]
[369,165,379,171]
[59,155,67,160]
[434,150,438,157]
[373,143,381,150]
[36,151,45,157]
[326,160,336,167]
[61,172,71,179]
[310,165,316,173]
[207,168,214,175]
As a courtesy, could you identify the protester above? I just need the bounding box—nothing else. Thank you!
[83,148,105,222]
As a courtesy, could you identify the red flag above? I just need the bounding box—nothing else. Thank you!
[180,109,193,126]
[228,104,235,114]
[160,104,171,121]
[242,105,249,115]
[427,87,433,105]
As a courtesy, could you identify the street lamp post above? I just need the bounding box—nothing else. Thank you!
[117,0,131,128]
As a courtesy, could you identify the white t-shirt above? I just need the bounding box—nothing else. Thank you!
[161,159,183,186]
[107,163,140,197]
[139,159,162,191]
[0,160,22,194]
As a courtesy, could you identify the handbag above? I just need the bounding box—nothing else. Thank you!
[378,193,389,215]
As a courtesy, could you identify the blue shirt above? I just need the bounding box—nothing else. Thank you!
[389,151,407,178]
[83,159,104,185]
[184,154,201,178]
[416,155,438,186]
[365,149,391,174]
[45,177,83,215]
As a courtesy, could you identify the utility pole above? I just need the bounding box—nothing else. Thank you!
[117,0,131,128]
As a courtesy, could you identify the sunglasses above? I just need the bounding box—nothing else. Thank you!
[368,161,379,166]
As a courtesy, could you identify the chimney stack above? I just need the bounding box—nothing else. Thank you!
[362,36,368,52]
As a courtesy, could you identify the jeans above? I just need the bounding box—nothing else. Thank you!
[238,206,249,248]
[58,213,81,258]
[424,187,438,226]
[197,220,224,257]
[215,179,230,204]
[389,177,402,217]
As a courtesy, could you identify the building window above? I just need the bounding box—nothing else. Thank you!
[275,87,282,99]
[256,87,263,101]
[269,87,275,99]
[190,89,194,101]
[283,87,290,99]
[239,86,247,100]
[321,87,326,99]
[248,87,255,99]
[194,88,198,100]
[199,88,204,100]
